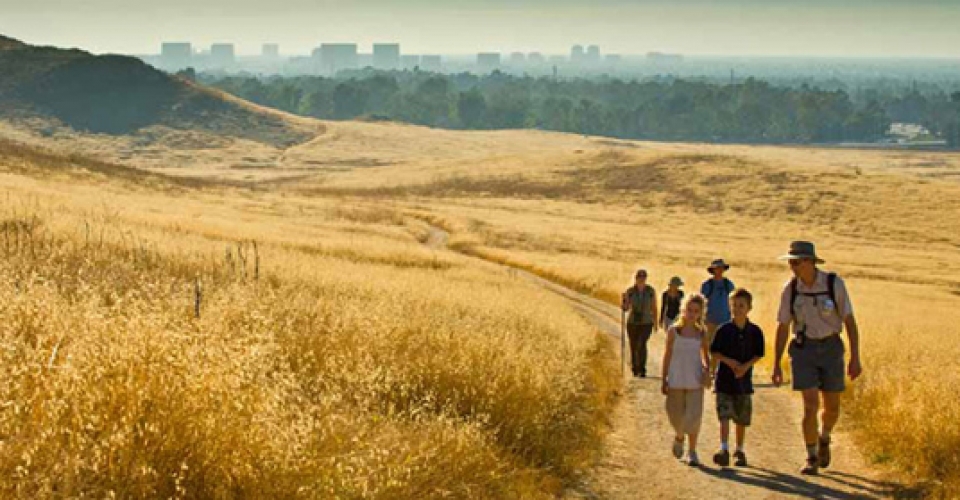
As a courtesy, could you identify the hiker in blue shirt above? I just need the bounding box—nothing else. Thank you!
[700,258,735,340]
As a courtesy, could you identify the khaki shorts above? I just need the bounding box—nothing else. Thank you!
[716,392,752,426]
[789,335,846,392]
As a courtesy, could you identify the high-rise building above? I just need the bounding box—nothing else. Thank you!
[160,42,192,71]
[571,45,585,63]
[315,43,359,74]
[477,52,501,72]
[527,52,545,64]
[586,45,601,63]
[373,43,400,70]
[262,43,280,58]
[210,43,235,67]
[509,52,526,66]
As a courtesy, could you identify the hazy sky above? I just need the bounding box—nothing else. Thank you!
[2,0,960,57]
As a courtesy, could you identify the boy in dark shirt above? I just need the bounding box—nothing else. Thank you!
[710,288,765,467]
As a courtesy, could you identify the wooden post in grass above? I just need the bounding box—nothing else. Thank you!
[194,276,202,319]
[237,241,247,281]
[253,240,260,282]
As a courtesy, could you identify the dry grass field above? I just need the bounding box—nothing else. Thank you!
[279,120,960,496]
[0,145,618,498]
[3,116,960,497]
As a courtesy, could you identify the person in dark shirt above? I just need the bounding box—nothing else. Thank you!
[621,269,659,377]
[710,288,765,467]
[661,276,685,331]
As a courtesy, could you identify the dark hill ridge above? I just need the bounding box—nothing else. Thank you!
[0,35,314,146]
[0,35,25,50]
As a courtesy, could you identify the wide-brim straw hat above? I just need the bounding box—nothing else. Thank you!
[706,258,730,273]
[778,240,825,264]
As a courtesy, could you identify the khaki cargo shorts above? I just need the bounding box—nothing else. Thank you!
[716,392,753,426]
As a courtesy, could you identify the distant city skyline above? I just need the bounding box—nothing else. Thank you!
[2,0,960,58]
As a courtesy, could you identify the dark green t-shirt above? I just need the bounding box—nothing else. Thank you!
[625,285,656,325]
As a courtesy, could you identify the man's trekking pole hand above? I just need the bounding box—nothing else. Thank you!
[848,357,863,381]
[772,365,784,387]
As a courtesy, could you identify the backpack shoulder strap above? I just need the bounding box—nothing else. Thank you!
[827,272,838,305]
[725,278,733,293]
[789,277,799,320]
[705,280,714,297]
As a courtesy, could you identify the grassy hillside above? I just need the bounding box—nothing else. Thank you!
[0,35,311,144]
[0,34,323,175]
[179,116,960,496]
[4,38,960,494]
[0,141,616,498]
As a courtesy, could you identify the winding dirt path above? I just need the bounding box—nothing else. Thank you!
[424,226,899,499]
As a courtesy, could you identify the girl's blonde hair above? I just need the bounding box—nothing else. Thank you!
[673,293,707,333]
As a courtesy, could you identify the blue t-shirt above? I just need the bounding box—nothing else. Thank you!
[710,320,765,395]
[701,278,735,324]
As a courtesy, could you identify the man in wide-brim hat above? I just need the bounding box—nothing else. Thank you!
[772,241,863,476]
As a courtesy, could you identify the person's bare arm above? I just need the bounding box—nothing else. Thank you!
[701,335,713,387]
[650,293,659,331]
[734,356,762,378]
[661,331,675,395]
[772,323,789,386]
[845,314,862,380]
[713,353,743,371]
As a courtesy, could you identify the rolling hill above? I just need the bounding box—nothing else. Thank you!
[0,34,321,173]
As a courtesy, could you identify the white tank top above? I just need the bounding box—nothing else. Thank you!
[668,326,705,389]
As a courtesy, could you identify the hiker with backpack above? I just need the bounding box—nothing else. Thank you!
[621,269,659,378]
[771,241,863,476]
[661,276,685,331]
[701,259,735,340]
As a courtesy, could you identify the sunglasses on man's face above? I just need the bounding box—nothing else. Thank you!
[788,259,809,267]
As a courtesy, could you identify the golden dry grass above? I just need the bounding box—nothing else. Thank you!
[4,114,960,496]
[340,140,960,497]
[0,151,618,498]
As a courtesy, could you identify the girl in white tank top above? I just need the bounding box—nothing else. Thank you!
[662,294,711,466]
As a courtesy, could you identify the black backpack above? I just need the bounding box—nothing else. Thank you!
[705,278,733,298]
[789,272,838,321]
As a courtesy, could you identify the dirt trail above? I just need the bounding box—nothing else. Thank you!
[423,226,899,499]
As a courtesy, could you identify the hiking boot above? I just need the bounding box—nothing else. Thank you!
[818,437,831,468]
[712,449,730,467]
[800,456,819,475]
[687,451,701,467]
[733,450,748,467]
[672,437,684,459]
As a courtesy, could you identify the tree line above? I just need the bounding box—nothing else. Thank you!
[197,70,960,146]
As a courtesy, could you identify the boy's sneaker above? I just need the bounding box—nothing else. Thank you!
[672,437,684,459]
[818,437,831,468]
[733,450,748,467]
[800,456,819,475]
[712,449,730,467]
[687,451,701,467]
